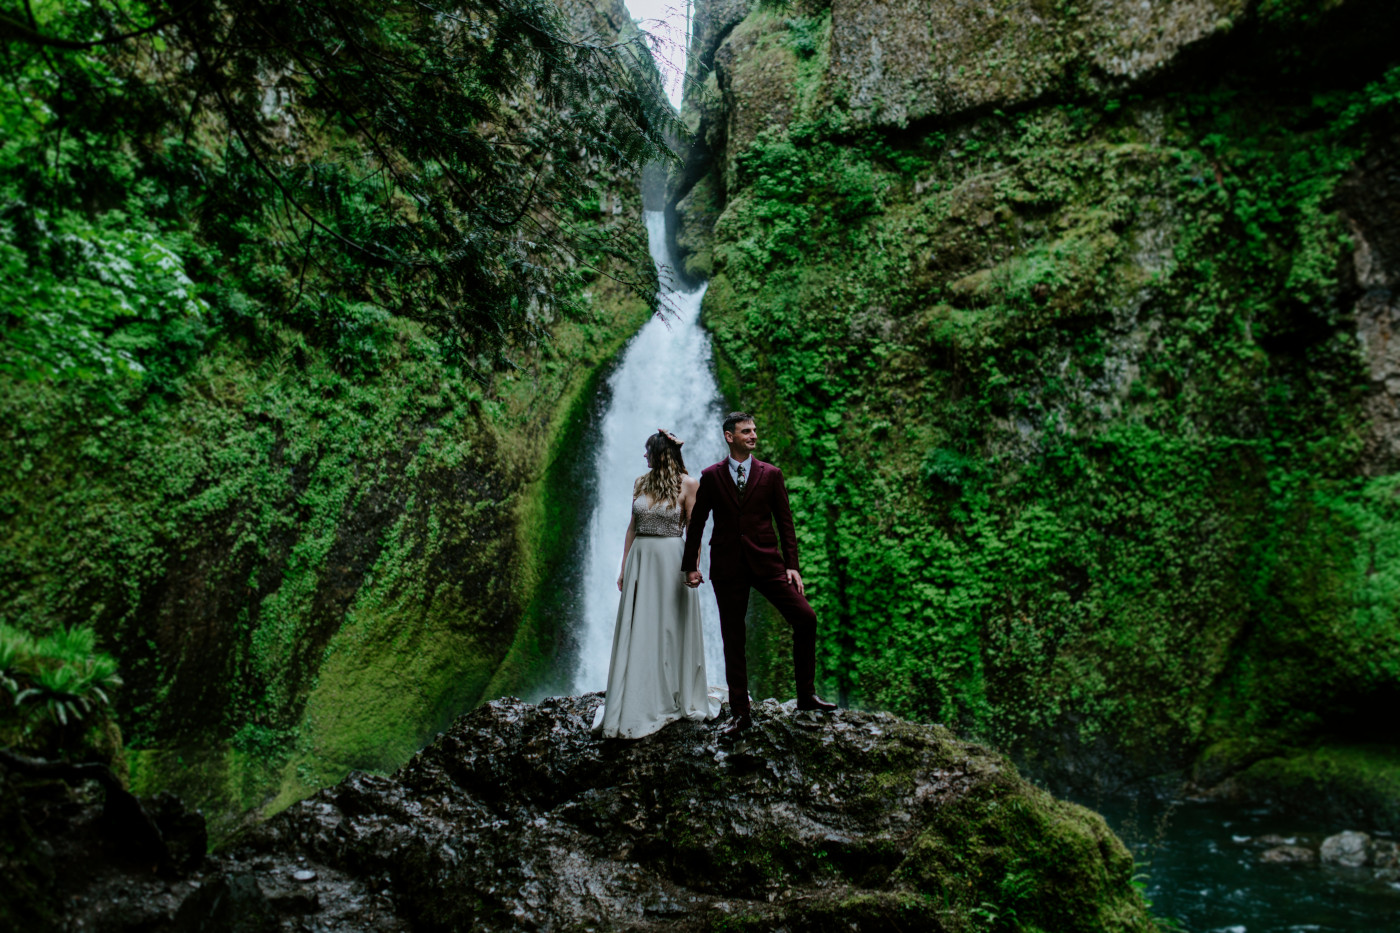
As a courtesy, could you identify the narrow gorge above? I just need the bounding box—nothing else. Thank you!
[2,0,1399,930]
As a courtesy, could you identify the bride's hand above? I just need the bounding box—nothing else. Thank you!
[616,573,623,592]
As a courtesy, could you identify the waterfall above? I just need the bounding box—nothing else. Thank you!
[571,212,728,694]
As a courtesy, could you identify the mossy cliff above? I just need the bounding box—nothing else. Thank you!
[671,0,1400,814]
[0,0,655,838]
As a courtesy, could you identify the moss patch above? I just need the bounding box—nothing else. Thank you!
[1216,744,1400,829]
[99,280,652,838]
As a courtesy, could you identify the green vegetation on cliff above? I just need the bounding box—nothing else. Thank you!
[0,0,672,834]
[680,0,1400,800]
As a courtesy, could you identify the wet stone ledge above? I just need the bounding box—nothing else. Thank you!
[31,696,1153,932]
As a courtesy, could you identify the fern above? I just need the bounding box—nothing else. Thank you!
[1,622,123,738]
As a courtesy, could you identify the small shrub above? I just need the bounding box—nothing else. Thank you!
[0,623,123,754]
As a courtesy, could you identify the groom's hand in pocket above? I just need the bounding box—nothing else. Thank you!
[685,571,703,588]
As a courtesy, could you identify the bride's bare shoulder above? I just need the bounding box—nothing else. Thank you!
[681,474,700,491]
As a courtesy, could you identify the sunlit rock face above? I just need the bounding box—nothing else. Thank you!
[43,697,1151,931]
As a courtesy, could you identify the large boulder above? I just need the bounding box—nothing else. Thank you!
[1319,830,1371,868]
[223,695,1151,931]
[13,696,1153,930]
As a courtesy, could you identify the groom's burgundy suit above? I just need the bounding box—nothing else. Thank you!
[681,458,818,717]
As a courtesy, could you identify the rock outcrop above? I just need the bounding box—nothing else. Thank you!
[670,0,1265,275]
[16,696,1153,931]
[829,0,1246,128]
[1339,132,1400,472]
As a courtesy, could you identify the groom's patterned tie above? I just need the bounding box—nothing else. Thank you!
[736,463,746,500]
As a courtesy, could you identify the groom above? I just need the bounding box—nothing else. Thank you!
[682,412,837,738]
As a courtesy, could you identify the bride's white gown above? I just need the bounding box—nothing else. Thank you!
[592,494,721,738]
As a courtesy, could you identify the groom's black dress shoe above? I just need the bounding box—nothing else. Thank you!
[719,713,753,739]
[796,695,837,712]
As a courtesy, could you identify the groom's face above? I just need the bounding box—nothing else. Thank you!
[724,420,758,454]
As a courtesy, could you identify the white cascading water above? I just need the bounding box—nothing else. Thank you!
[572,211,727,694]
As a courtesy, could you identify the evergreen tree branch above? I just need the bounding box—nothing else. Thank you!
[1,0,196,50]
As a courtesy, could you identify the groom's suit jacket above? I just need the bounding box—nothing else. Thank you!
[681,458,799,584]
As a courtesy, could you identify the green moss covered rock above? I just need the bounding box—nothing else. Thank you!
[206,696,1152,931]
[0,0,659,839]
[1201,742,1400,829]
[671,0,1400,808]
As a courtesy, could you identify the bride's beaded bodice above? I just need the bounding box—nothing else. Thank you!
[633,495,684,537]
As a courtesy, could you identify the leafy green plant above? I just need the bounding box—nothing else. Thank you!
[0,625,33,698]
[1,623,122,737]
[784,16,821,59]
[921,447,983,488]
[968,899,1015,930]
[0,209,211,384]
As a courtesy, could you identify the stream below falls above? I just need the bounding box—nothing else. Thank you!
[562,208,1399,932]
[1091,795,1400,931]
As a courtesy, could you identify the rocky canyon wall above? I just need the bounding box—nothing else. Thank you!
[0,0,657,837]
[673,0,1400,819]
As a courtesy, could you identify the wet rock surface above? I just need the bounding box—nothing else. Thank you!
[22,696,1151,932]
[1235,829,1400,881]
[1259,843,1316,865]
[1321,830,1373,868]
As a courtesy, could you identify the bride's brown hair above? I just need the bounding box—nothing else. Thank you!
[635,430,688,512]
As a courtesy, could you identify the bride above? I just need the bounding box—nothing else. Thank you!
[593,429,720,738]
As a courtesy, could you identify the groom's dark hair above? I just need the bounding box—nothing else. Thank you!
[723,411,754,434]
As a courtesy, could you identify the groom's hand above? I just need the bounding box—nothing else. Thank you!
[786,569,804,595]
[685,571,703,588]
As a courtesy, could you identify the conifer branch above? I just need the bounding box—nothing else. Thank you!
[1,0,196,50]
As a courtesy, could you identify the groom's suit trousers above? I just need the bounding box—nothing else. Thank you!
[713,570,817,717]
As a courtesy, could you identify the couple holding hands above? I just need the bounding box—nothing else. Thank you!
[593,411,836,741]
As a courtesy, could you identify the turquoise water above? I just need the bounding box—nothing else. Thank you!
[1088,797,1400,932]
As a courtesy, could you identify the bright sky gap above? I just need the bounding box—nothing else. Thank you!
[624,0,691,107]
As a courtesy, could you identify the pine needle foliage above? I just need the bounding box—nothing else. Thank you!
[1,0,680,373]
